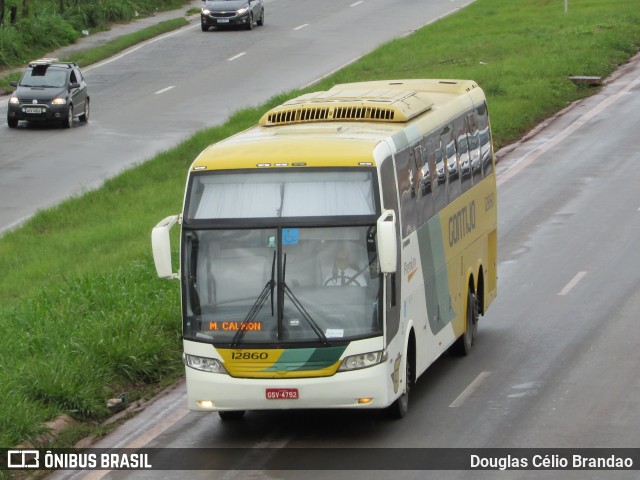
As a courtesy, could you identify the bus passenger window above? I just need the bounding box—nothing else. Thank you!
[432,137,447,213]
[457,116,472,193]
[418,138,436,224]
[444,136,461,202]
[469,127,482,184]
[395,148,417,238]
[477,102,493,176]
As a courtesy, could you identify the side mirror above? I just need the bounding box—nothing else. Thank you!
[10,81,17,87]
[151,215,180,279]
[376,209,397,274]
[69,82,80,90]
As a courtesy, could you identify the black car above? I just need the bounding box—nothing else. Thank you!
[201,0,264,31]
[7,58,90,129]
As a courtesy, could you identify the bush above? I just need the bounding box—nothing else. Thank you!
[0,24,24,65]
[14,14,79,50]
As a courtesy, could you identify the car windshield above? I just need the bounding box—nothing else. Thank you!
[182,226,382,345]
[19,67,67,88]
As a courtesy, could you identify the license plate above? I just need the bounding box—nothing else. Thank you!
[216,18,229,23]
[25,107,43,114]
[266,388,298,400]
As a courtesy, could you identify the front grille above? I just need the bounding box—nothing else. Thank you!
[212,11,236,17]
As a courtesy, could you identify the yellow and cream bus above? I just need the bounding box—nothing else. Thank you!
[151,79,497,419]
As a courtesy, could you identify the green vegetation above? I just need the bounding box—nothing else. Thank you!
[0,0,188,67]
[1,0,639,449]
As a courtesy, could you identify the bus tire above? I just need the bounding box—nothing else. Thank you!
[386,342,414,419]
[451,288,478,356]
[219,410,246,420]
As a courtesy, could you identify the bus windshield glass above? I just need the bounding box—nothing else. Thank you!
[182,226,381,345]
[186,170,376,220]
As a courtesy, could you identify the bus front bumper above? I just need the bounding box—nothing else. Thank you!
[185,362,393,412]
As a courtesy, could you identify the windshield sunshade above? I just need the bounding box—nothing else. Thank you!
[187,170,376,219]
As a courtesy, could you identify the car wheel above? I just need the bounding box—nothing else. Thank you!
[79,98,90,123]
[257,10,264,26]
[62,105,73,129]
[201,24,208,32]
[246,13,253,30]
[7,117,18,128]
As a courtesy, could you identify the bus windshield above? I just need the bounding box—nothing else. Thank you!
[183,226,382,345]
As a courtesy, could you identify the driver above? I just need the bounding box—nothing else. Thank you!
[324,247,367,286]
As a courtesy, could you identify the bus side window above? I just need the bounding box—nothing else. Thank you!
[432,135,447,213]
[417,139,433,226]
[395,148,417,238]
[477,102,493,176]
[456,115,472,193]
[441,125,461,203]
[467,112,482,185]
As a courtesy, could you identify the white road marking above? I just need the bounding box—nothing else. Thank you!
[228,52,247,61]
[155,86,175,95]
[449,371,491,407]
[294,23,309,30]
[351,1,364,6]
[558,271,587,296]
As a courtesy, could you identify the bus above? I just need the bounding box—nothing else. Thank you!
[151,79,497,419]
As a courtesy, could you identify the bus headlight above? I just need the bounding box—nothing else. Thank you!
[184,354,227,374]
[338,351,386,371]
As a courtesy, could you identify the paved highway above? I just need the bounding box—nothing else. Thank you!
[0,0,472,234]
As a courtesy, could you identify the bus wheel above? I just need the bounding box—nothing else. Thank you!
[451,289,478,356]
[386,351,412,419]
[219,410,246,420]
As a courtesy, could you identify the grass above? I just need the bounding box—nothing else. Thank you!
[0,0,639,450]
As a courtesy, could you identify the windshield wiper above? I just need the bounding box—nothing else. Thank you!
[282,254,329,346]
[231,250,276,348]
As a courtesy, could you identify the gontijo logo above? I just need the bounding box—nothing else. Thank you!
[448,200,476,247]
[404,257,418,282]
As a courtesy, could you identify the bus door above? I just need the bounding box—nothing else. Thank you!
[379,156,401,345]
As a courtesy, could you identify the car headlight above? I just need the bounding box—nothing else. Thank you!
[184,354,227,374]
[202,8,210,14]
[51,98,66,105]
[338,350,386,371]
[236,7,248,14]
[9,96,19,104]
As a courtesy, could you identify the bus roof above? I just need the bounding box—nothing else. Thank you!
[191,79,484,171]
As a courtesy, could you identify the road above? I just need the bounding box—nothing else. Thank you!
[0,0,472,234]
[43,49,640,480]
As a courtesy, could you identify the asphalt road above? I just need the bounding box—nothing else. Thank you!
[44,53,640,480]
[0,0,472,234]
